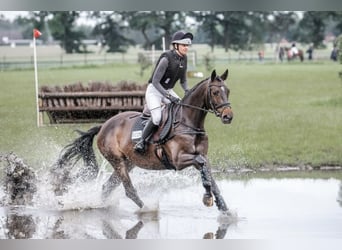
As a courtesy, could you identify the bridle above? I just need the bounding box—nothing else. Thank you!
[171,79,232,137]
[207,83,231,117]
[180,79,231,117]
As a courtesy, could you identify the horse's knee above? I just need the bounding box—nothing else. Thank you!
[194,154,206,167]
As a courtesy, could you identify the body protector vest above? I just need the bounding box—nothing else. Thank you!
[149,50,187,90]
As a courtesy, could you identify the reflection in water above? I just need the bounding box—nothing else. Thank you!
[0,205,232,239]
[203,224,229,239]
[102,220,144,239]
[4,213,36,239]
[338,182,342,207]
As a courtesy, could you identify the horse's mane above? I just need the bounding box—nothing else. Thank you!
[183,77,209,101]
[183,74,224,101]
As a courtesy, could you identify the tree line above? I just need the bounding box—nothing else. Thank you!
[1,11,341,54]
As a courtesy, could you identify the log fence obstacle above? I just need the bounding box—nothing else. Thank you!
[38,81,146,124]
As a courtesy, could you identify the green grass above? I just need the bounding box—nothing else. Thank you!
[0,62,341,170]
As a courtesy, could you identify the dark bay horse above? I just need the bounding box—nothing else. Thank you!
[55,69,233,215]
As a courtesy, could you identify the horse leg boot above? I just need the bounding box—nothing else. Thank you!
[211,179,229,212]
[195,155,214,207]
[134,119,158,154]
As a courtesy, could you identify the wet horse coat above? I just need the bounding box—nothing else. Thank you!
[56,69,233,214]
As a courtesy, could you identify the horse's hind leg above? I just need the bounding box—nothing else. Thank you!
[103,159,144,208]
[102,159,134,200]
[102,171,122,201]
[120,169,144,208]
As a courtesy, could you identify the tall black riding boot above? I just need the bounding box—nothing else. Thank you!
[134,120,158,154]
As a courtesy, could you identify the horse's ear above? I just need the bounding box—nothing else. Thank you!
[211,70,217,82]
[221,69,229,81]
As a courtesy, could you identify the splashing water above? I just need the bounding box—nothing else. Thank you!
[0,153,236,239]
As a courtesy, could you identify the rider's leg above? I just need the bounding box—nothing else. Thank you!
[134,84,162,154]
[134,119,158,153]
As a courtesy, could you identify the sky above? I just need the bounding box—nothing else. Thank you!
[0,11,95,26]
[0,11,29,20]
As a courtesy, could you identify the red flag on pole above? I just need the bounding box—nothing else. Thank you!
[33,29,42,38]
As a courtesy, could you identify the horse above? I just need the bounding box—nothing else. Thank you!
[284,47,304,62]
[54,69,234,215]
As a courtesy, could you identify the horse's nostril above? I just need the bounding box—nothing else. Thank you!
[222,115,233,123]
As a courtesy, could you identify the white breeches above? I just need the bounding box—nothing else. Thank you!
[145,84,180,125]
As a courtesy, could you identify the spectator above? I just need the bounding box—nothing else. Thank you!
[331,45,338,61]
[258,50,264,62]
[278,47,284,62]
[306,44,314,60]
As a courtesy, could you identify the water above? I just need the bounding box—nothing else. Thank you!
[0,168,341,239]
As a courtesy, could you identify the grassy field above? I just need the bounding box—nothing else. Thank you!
[0,60,341,171]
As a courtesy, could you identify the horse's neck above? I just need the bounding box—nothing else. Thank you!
[180,82,208,129]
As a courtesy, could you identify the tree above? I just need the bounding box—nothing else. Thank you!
[125,11,156,49]
[92,12,134,53]
[10,12,49,41]
[127,11,187,50]
[191,11,220,52]
[49,11,86,53]
[296,12,329,48]
[265,11,298,44]
[192,11,268,52]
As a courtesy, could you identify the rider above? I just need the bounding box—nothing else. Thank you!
[134,30,193,154]
[290,43,298,57]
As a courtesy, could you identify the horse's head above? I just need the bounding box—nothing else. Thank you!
[208,69,233,124]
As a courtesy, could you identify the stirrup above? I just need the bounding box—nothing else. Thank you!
[134,140,146,153]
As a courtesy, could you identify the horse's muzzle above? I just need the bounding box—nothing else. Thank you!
[220,107,233,124]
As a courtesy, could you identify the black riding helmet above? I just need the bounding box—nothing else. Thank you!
[171,31,193,45]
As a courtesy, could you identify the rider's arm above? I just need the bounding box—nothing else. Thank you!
[180,57,189,94]
[180,72,189,93]
[151,57,171,98]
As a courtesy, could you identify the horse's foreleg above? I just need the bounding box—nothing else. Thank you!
[195,155,213,207]
[211,178,228,212]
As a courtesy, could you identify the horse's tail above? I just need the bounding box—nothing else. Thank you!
[54,125,102,181]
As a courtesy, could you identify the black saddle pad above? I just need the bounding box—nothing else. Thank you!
[131,103,176,144]
[131,116,148,143]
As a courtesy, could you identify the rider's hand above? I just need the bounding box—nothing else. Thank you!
[168,94,180,103]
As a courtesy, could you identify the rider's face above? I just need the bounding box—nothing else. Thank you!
[177,44,190,56]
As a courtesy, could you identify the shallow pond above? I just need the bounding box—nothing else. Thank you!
[0,168,341,239]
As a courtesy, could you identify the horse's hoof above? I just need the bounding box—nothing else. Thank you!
[203,232,214,239]
[203,194,214,207]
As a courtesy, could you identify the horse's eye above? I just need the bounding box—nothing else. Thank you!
[213,90,220,96]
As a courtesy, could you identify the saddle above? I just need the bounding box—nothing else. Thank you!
[131,103,177,144]
[131,103,178,170]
